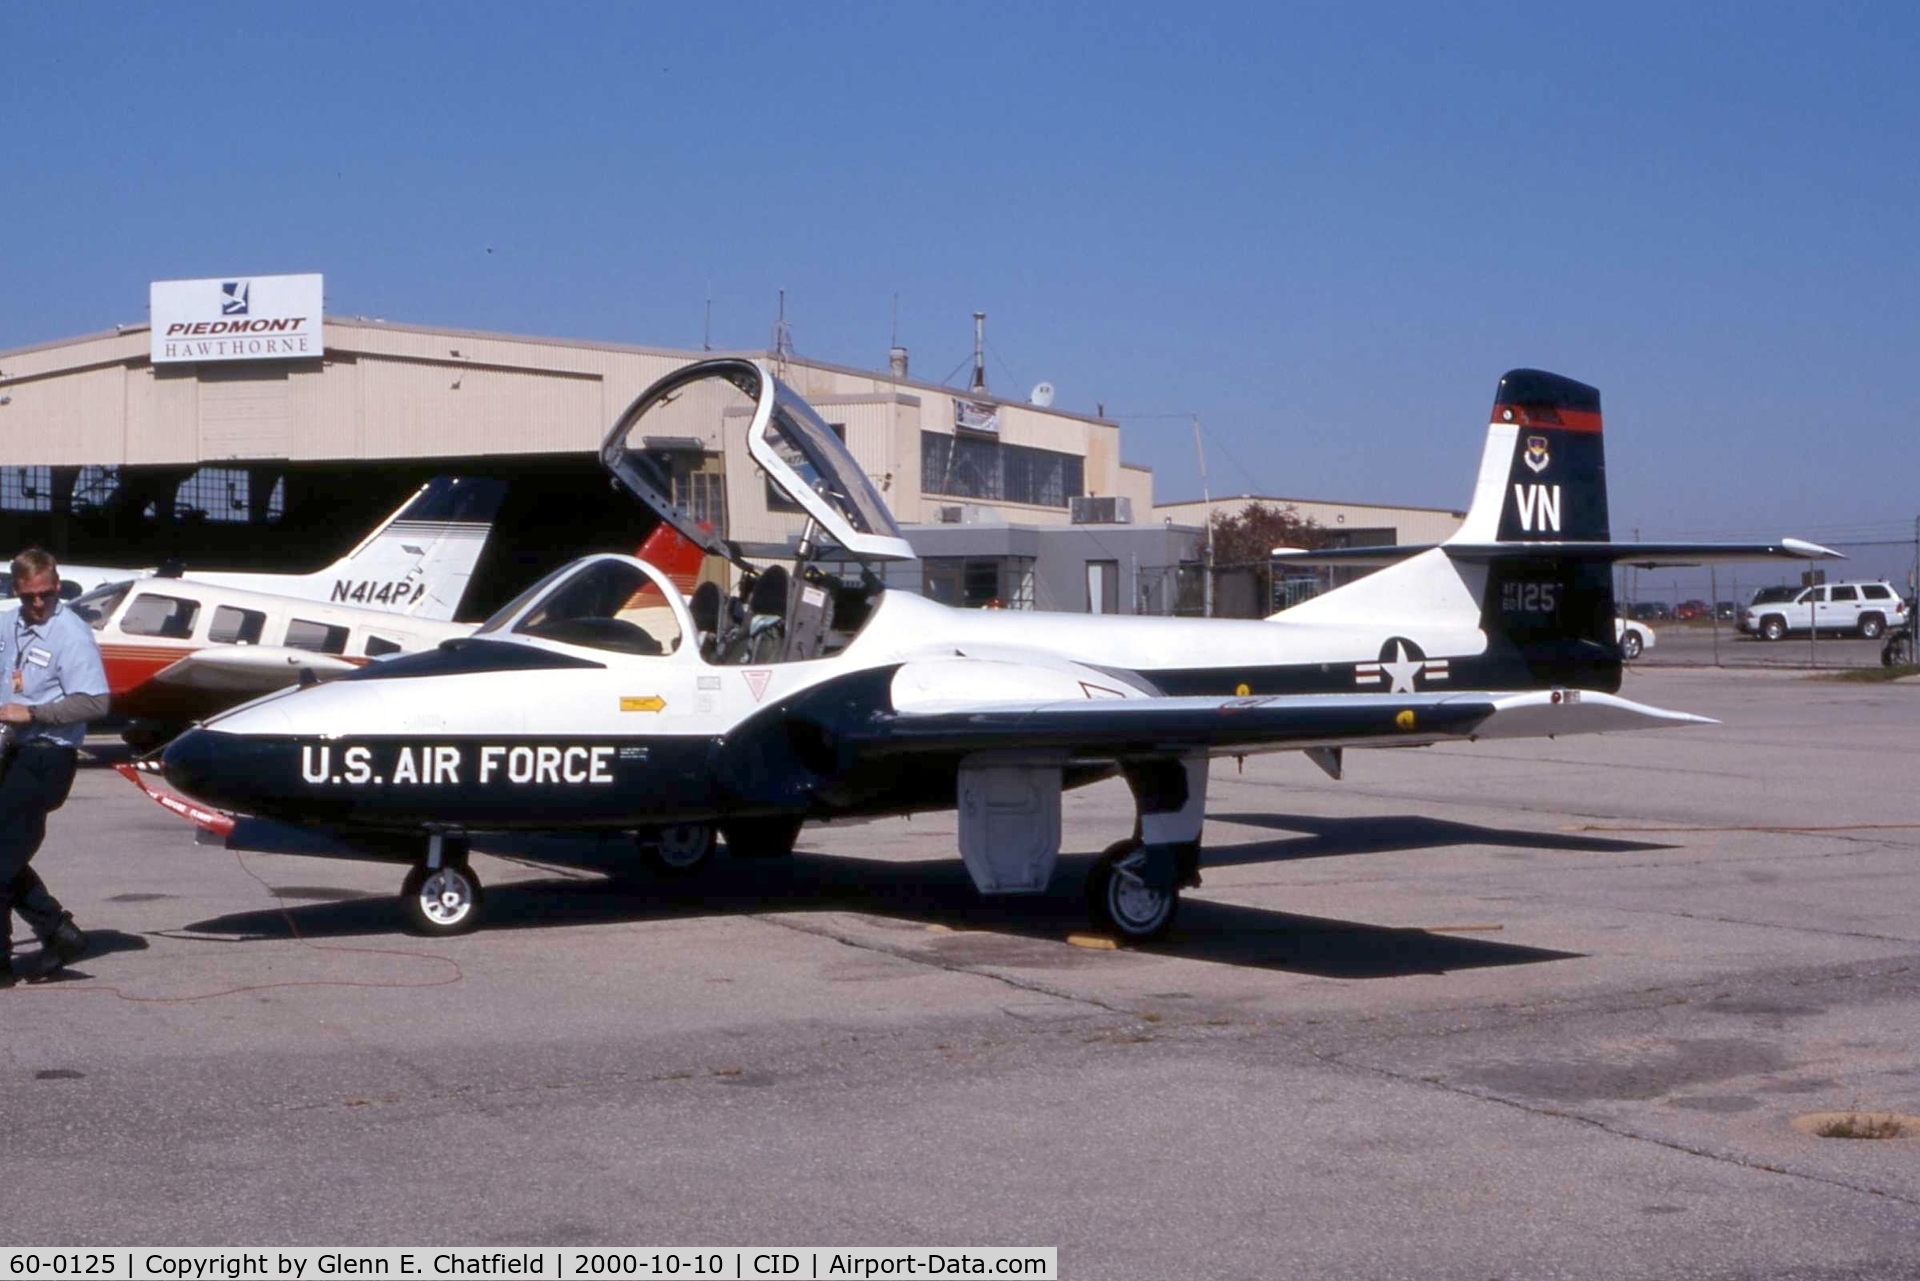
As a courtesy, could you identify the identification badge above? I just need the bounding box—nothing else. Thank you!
[10,670,20,694]
[25,646,50,667]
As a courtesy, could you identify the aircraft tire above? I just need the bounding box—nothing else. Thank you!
[400,862,485,936]
[639,824,717,876]
[1087,840,1177,943]
[722,817,804,860]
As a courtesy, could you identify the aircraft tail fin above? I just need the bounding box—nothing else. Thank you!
[1279,370,1621,689]
[310,477,507,620]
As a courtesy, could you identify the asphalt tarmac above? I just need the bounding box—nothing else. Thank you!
[5,667,1920,1279]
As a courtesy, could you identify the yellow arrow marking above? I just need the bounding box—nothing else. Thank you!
[620,695,667,713]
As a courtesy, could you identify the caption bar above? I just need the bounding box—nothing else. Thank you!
[2,1251,1056,1281]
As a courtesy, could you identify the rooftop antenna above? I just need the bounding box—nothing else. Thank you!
[703,282,712,351]
[970,310,986,393]
[772,289,794,370]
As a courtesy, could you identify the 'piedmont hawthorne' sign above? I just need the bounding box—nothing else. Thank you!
[150,273,324,365]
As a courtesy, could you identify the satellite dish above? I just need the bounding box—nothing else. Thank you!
[1028,381,1056,408]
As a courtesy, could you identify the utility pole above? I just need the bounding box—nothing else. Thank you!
[1194,413,1214,617]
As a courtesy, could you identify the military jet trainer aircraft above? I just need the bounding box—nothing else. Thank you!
[127,359,1838,941]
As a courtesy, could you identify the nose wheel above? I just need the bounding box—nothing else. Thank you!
[400,835,485,936]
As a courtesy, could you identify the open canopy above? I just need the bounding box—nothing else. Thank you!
[600,357,915,564]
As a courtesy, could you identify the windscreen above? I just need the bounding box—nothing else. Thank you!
[67,581,132,631]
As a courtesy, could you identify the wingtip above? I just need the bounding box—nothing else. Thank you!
[1781,537,1845,560]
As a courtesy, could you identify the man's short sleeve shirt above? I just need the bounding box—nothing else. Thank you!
[4,603,109,748]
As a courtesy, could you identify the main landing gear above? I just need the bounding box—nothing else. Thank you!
[637,823,718,875]
[1084,758,1209,944]
[399,832,485,936]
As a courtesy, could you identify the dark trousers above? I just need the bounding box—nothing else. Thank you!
[0,742,79,953]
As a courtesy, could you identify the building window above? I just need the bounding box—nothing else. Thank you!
[174,467,284,524]
[922,557,1035,609]
[0,467,52,512]
[671,467,728,534]
[921,434,1084,509]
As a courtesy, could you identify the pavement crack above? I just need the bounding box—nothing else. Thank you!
[1304,1047,1920,1209]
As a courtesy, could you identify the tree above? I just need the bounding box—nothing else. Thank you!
[1208,501,1322,567]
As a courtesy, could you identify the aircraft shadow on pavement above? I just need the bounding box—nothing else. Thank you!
[1205,812,1673,866]
[179,841,1580,980]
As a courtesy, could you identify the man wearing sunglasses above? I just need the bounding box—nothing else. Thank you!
[0,548,109,986]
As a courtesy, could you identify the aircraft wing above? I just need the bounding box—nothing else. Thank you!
[839,688,1711,763]
[150,645,362,694]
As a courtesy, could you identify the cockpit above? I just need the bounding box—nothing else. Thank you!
[524,357,917,665]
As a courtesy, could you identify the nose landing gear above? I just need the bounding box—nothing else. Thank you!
[399,832,485,936]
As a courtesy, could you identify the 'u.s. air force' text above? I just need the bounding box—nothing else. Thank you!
[301,744,620,786]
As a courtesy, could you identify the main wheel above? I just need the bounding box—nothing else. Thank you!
[1086,840,1178,942]
[1619,631,1643,661]
[638,824,717,875]
[1760,615,1788,642]
[400,862,485,936]
[1859,614,1885,640]
[722,816,804,859]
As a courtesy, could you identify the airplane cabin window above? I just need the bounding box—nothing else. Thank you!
[209,605,267,645]
[59,582,82,601]
[122,593,202,640]
[365,635,402,657]
[68,583,130,632]
[286,619,351,655]
[515,560,683,656]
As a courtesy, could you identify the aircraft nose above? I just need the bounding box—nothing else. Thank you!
[161,727,219,800]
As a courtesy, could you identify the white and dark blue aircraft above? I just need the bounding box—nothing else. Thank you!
[126,359,1838,941]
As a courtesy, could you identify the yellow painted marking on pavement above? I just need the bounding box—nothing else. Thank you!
[1066,933,1120,951]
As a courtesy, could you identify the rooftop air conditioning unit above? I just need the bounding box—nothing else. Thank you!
[937,505,965,524]
[1070,496,1132,525]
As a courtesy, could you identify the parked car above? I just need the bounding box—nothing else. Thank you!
[1616,616,1655,661]
[1674,599,1708,621]
[1738,586,1802,634]
[1742,580,1909,641]
[1629,601,1671,622]
[1714,600,1737,621]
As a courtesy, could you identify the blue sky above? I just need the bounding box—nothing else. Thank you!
[5,2,1917,587]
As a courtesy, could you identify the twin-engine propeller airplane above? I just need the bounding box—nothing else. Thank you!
[73,477,507,741]
[127,360,1838,941]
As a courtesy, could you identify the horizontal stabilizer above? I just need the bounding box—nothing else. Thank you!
[1273,537,1843,568]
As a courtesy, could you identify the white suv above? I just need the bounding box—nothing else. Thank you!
[1743,581,1908,641]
